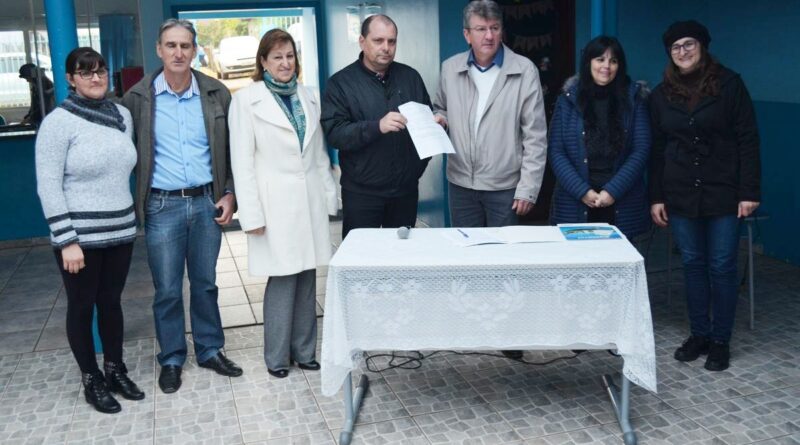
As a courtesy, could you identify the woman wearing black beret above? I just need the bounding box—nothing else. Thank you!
[649,20,761,371]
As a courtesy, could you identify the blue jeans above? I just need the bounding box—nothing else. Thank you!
[145,189,224,366]
[448,182,518,227]
[670,214,740,342]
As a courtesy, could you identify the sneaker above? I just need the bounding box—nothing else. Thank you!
[673,335,709,362]
[704,340,730,371]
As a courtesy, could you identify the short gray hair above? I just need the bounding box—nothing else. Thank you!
[462,0,503,29]
[158,19,197,46]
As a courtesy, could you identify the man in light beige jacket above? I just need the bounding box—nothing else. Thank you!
[433,0,547,360]
[433,0,547,229]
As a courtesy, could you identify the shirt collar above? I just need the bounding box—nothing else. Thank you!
[358,52,390,84]
[153,71,200,98]
[467,45,504,72]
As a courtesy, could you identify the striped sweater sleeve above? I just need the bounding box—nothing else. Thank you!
[35,114,78,247]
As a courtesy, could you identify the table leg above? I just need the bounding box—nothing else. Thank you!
[602,374,637,445]
[747,221,755,330]
[339,372,370,445]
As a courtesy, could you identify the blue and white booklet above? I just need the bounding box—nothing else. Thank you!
[558,223,623,241]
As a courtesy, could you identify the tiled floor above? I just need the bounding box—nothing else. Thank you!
[0,223,798,444]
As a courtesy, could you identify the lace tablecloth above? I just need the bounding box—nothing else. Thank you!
[320,228,657,396]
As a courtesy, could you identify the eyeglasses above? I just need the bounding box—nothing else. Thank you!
[467,25,502,35]
[77,69,108,80]
[670,39,698,55]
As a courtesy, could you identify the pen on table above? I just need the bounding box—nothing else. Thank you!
[456,228,469,238]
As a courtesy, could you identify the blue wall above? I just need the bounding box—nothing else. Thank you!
[0,136,49,240]
[608,0,800,264]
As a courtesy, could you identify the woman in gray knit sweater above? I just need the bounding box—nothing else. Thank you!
[35,48,144,414]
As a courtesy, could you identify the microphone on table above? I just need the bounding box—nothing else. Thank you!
[396,226,411,239]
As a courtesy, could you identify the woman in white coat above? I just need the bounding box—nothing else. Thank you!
[229,29,338,378]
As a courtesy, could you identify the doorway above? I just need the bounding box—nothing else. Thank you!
[177,7,321,97]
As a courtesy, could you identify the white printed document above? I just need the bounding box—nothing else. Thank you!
[442,226,565,247]
[398,101,456,159]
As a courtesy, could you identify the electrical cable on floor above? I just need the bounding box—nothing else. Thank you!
[361,349,618,373]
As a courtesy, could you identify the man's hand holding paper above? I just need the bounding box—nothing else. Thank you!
[397,101,456,159]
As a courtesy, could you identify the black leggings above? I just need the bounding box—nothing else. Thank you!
[55,242,133,373]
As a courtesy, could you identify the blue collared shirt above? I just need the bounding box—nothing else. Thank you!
[151,72,213,190]
[467,45,505,72]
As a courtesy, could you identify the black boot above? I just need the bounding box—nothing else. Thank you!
[673,335,709,362]
[104,361,145,400]
[82,371,121,414]
[704,340,730,371]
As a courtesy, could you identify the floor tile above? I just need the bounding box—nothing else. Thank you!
[240,270,267,286]
[35,325,70,351]
[220,304,256,327]
[252,302,264,323]
[0,287,58,312]
[154,406,241,444]
[223,326,263,351]
[749,434,800,445]
[0,349,80,443]
[332,417,429,445]
[383,364,487,416]
[0,329,41,355]
[308,368,410,428]
[259,430,336,444]
[233,255,248,269]
[219,286,249,307]
[154,361,235,419]
[0,353,21,395]
[414,404,522,444]
[491,392,600,438]
[0,308,49,334]
[681,386,800,445]
[216,257,238,273]
[217,244,233,259]
[245,284,266,303]
[216,271,243,289]
[121,280,155,300]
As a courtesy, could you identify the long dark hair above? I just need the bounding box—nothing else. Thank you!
[662,43,720,104]
[577,36,630,157]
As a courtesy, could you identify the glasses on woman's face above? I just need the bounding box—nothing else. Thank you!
[77,68,109,80]
[670,39,698,55]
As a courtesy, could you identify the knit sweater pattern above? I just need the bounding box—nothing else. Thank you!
[35,106,138,249]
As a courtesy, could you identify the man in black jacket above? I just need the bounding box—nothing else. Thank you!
[322,14,440,238]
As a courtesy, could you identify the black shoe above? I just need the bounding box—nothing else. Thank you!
[501,350,523,360]
[268,368,289,378]
[199,352,243,377]
[82,371,121,414]
[158,365,182,394]
[296,360,320,371]
[104,361,145,400]
[704,340,730,371]
[674,335,710,362]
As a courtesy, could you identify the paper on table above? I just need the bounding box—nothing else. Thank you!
[557,224,623,240]
[398,101,456,159]
[442,226,565,247]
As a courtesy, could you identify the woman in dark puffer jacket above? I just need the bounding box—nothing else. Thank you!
[549,35,651,239]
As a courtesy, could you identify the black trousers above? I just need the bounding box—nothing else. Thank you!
[341,189,419,239]
[55,242,133,373]
[587,205,616,225]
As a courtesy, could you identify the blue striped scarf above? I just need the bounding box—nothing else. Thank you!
[262,72,306,151]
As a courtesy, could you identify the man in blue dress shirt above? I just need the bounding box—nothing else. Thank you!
[122,19,242,393]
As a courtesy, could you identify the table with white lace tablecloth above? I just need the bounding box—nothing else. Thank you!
[321,227,656,445]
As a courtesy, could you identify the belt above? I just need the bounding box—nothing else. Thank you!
[151,184,210,198]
